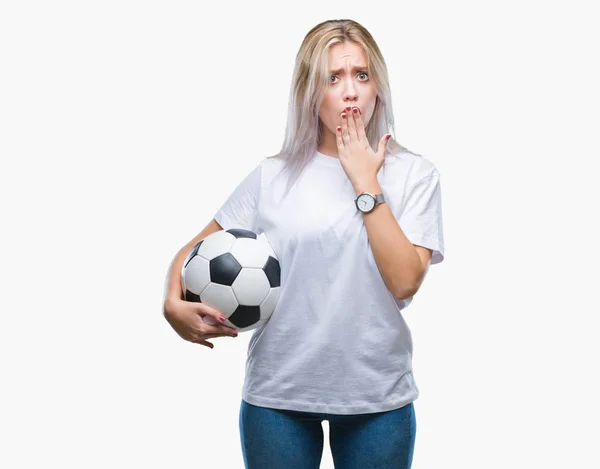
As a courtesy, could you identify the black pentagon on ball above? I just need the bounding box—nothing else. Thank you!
[228,304,261,328]
[263,256,281,288]
[226,228,257,239]
[184,290,201,302]
[183,240,203,269]
[209,252,242,286]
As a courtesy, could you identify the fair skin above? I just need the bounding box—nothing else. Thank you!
[318,41,432,295]
[318,41,377,158]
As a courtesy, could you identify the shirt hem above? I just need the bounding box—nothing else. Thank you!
[240,389,419,415]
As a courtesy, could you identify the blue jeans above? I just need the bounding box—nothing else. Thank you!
[239,399,416,469]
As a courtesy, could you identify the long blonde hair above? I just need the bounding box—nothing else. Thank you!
[267,18,421,199]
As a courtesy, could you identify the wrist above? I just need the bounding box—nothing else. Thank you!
[353,179,381,197]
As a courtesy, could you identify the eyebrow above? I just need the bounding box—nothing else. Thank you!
[329,65,368,75]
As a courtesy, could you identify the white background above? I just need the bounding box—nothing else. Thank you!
[1,1,599,468]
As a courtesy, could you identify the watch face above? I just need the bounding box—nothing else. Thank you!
[357,194,376,212]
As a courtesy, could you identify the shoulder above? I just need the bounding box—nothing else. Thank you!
[258,154,288,181]
[262,154,286,169]
[242,155,282,181]
[384,149,440,187]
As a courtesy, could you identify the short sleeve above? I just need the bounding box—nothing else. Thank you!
[214,162,262,234]
[397,170,445,265]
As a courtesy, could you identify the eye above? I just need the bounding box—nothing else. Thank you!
[329,72,369,84]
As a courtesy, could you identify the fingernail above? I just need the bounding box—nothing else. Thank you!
[341,113,346,119]
[220,314,226,322]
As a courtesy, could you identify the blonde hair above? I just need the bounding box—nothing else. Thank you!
[267,18,421,199]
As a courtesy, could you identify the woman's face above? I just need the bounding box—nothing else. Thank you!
[318,41,377,148]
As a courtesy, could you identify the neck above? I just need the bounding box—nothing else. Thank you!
[317,132,339,158]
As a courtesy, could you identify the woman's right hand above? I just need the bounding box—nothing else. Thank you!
[163,298,238,349]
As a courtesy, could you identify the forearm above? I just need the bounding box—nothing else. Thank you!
[355,180,424,299]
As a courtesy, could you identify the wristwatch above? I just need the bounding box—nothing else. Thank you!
[355,192,386,213]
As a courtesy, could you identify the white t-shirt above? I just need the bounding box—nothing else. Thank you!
[214,149,445,414]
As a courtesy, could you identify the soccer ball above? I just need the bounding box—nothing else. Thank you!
[181,228,281,333]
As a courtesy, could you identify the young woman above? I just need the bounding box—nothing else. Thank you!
[163,18,445,469]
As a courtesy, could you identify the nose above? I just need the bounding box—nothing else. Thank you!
[342,81,358,103]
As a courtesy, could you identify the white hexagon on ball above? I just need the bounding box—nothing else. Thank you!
[182,255,210,296]
[200,283,238,326]
[229,238,272,268]
[232,269,271,305]
[260,235,277,259]
[196,231,236,261]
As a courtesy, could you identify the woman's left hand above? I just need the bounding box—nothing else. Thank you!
[336,105,391,191]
